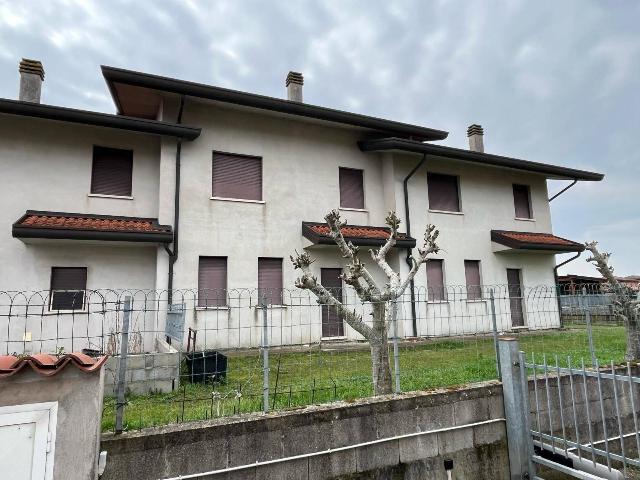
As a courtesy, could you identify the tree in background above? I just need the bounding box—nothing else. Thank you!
[585,241,640,361]
[291,210,439,395]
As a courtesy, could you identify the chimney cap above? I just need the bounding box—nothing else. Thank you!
[467,124,483,137]
[286,71,303,87]
[19,58,45,80]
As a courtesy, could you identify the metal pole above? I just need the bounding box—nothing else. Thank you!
[392,299,401,394]
[582,287,597,367]
[490,289,501,379]
[498,337,534,479]
[115,295,132,434]
[261,295,269,413]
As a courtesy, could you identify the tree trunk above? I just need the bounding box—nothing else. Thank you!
[625,308,640,362]
[370,303,393,395]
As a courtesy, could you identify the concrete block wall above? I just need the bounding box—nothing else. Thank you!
[103,351,179,396]
[100,381,509,480]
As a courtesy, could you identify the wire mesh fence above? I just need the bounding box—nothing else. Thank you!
[0,283,628,432]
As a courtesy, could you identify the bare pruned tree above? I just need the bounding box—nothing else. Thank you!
[585,241,640,361]
[291,210,439,395]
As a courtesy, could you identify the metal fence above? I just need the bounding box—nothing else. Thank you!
[0,283,626,433]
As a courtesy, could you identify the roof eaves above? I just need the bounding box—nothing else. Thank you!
[359,137,604,182]
[101,65,448,142]
[0,98,201,140]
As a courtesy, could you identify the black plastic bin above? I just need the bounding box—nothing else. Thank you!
[185,350,228,384]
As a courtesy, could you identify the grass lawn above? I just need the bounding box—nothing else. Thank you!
[102,325,627,432]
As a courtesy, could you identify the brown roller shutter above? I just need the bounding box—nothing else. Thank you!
[464,260,482,300]
[50,267,87,310]
[90,146,133,197]
[258,258,283,305]
[198,257,227,307]
[513,184,532,219]
[212,152,262,201]
[426,259,445,301]
[339,167,364,209]
[427,173,460,212]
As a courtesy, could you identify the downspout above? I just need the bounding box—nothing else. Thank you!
[553,251,581,328]
[166,95,186,306]
[403,154,427,337]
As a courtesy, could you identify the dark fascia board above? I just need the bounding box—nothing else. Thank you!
[302,222,416,249]
[101,65,448,142]
[0,98,201,140]
[490,230,585,253]
[359,137,604,182]
[12,211,174,244]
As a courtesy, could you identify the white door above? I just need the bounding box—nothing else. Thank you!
[0,403,57,480]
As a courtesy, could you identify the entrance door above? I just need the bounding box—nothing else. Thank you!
[0,402,57,480]
[321,268,344,337]
[507,268,525,327]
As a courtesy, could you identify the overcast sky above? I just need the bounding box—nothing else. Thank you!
[0,0,637,276]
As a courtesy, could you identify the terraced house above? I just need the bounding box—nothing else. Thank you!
[0,58,603,350]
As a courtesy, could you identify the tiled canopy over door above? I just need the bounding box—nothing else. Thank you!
[198,257,227,307]
[212,152,262,201]
[320,268,344,337]
[258,258,283,305]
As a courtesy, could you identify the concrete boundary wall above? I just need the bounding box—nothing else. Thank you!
[101,381,509,480]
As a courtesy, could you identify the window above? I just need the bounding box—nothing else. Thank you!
[49,267,87,310]
[90,146,133,197]
[513,184,532,219]
[427,173,460,212]
[426,259,445,301]
[464,260,482,300]
[198,257,227,307]
[258,258,283,305]
[212,151,262,201]
[339,167,365,209]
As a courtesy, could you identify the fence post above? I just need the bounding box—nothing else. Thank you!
[499,337,533,479]
[261,295,270,413]
[115,295,132,434]
[490,288,501,380]
[391,299,401,394]
[582,287,597,366]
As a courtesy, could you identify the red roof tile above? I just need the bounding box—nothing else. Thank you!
[302,222,416,248]
[0,352,108,378]
[491,230,584,252]
[17,212,170,233]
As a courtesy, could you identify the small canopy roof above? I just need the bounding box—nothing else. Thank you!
[302,222,416,248]
[491,230,584,254]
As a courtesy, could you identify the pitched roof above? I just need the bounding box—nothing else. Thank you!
[101,65,448,142]
[491,230,584,252]
[13,210,173,243]
[359,137,604,182]
[0,352,108,378]
[302,222,416,248]
[0,98,200,140]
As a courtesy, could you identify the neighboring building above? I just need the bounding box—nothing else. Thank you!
[0,59,603,351]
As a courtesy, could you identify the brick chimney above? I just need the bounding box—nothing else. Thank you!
[286,71,303,102]
[467,124,484,153]
[19,58,44,103]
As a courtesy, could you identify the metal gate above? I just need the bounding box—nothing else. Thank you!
[499,337,640,480]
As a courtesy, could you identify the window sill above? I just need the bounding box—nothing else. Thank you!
[427,300,449,305]
[210,196,265,204]
[428,209,463,216]
[321,336,348,341]
[44,309,88,315]
[88,193,133,200]
[339,207,368,213]
[195,306,230,311]
[465,299,486,303]
[515,217,535,222]
[255,305,288,309]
